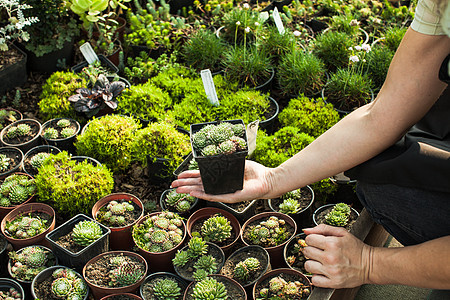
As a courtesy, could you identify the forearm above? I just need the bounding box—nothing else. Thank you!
[264,29,449,199]
[368,236,450,288]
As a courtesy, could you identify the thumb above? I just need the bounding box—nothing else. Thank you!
[303,223,348,237]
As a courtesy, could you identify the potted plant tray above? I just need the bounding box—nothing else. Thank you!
[45,214,110,271]
[92,192,144,251]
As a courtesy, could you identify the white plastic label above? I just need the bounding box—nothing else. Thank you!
[80,42,99,65]
[259,11,270,23]
[273,7,285,35]
[201,69,220,107]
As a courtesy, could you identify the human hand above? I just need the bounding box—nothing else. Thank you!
[302,224,373,289]
[171,160,272,203]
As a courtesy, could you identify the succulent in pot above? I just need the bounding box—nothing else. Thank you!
[0,119,42,153]
[253,268,311,300]
[40,118,81,155]
[284,233,311,277]
[0,278,25,300]
[8,245,57,283]
[68,74,126,118]
[313,202,360,231]
[139,271,188,300]
[22,145,60,177]
[184,274,247,300]
[0,147,23,180]
[160,188,198,216]
[0,172,36,217]
[0,108,22,131]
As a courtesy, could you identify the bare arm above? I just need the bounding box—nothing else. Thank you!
[303,225,450,289]
[173,28,449,202]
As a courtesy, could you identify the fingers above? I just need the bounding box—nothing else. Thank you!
[303,224,348,237]
[310,274,334,288]
[176,170,201,179]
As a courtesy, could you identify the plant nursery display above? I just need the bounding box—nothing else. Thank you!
[160,188,198,215]
[32,266,89,300]
[8,245,57,283]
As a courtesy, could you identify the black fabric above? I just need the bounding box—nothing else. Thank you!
[345,85,450,193]
[439,54,450,84]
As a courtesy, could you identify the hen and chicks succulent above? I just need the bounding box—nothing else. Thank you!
[233,257,261,282]
[108,254,145,287]
[0,174,36,207]
[0,287,22,300]
[244,216,290,248]
[258,276,311,300]
[30,152,51,170]
[5,214,48,239]
[200,213,232,244]
[286,238,309,273]
[164,190,196,213]
[191,277,227,300]
[152,277,182,300]
[278,188,306,215]
[9,246,55,282]
[98,200,135,227]
[324,203,352,227]
[71,220,103,247]
[50,268,88,299]
[0,154,11,172]
[133,211,184,253]
[6,123,32,139]
[42,119,76,140]
[192,122,247,156]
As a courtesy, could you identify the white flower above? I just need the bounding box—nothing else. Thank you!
[236,21,241,26]
[348,47,353,51]
[362,59,367,63]
[293,30,301,37]
[245,27,250,33]
[355,45,362,51]
[349,19,360,26]
[243,3,250,9]
[255,22,260,26]
[349,55,360,63]
[361,44,371,53]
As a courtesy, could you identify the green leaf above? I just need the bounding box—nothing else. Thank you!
[86,15,99,22]
[91,0,109,12]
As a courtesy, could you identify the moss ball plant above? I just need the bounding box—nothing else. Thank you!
[38,71,88,122]
[278,96,340,138]
[130,122,190,175]
[35,152,113,216]
[75,115,141,173]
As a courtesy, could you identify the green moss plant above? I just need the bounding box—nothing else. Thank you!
[75,115,141,173]
[35,152,113,216]
[312,31,354,72]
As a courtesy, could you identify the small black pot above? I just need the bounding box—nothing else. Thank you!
[0,44,27,96]
[191,120,248,195]
[259,97,279,135]
[24,40,74,73]
[45,214,110,272]
[22,145,61,177]
[40,118,81,155]
[139,272,188,300]
[0,233,8,277]
[0,278,25,300]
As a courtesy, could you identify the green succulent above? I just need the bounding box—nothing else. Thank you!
[60,127,76,138]
[153,278,182,300]
[194,255,217,276]
[172,249,190,267]
[201,144,219,156]
[42,127,58,139]
[109,261,145,287]
[72,278,88,296]
[244,216,290,248]
[279,198,302,215]
[334,203,351,215]
[192,277,227,300]
[8,246,54,282]
[233,257,261,281]
[0,174,36,206]
[200,214,232,243]
[6,126,19,139]
[30,152,51,170]
[51,277,72,298]
[259,276,311,299]
[324,203,352,227]
[16,124,32,136]
[57,119,71,128]
[218,140,236,154]
[164,190,196,213]
[6,215,48,239]
[0,154,11,172]
[188,159,198,170]
[71,220,103,247]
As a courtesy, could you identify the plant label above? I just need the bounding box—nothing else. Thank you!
[273,7,285,35]
[246,120,259,157]
[80,42,99,65]
[259,11,270,23]
[201,69,220,107]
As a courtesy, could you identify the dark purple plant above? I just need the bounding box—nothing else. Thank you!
[68,75,125,117]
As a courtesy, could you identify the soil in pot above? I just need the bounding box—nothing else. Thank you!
[0,147,23,178]
[140,272,187,300]
[84,252,146,288]
[220,245,270,288]
[95,199,142,228]
[184,275,246,300]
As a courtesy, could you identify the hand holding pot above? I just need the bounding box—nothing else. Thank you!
[302,224,372,289]
[172,160,271,203]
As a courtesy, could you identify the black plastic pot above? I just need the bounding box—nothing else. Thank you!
[305,19,329,33]
[268,185,315,230]
[207,200,258,224]
[0,44,27,96]
[322,86,375,116]
[40,118,81,155]
[139,272,188,300]
[22,145,61,177]
[45,214,110,272]
[253,68,275,93]
[0,233,8,277]
[24,40,74,73]
[259,97,279,135]
[173,152,193,177]
[70,54,119,74]
[147,156,173,184]
[0,278,25,300]
[0,119,42,154]
[191,120,248,195]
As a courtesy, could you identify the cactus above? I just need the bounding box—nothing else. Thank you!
[0,154,11,172]
[30,152,51,170]
[109,260,145,287]
[233,257,260,281]
[244,216,290,247]
[71,220,103,246]
[133,211,184,253]
[60,127,76,138]
[165,190,196,213]
[324,203,352,227]
[192,277,227,300]
[57,119,71,128]
[153,278,182,300]
[43,127,58,139]
[200,214,232,243]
